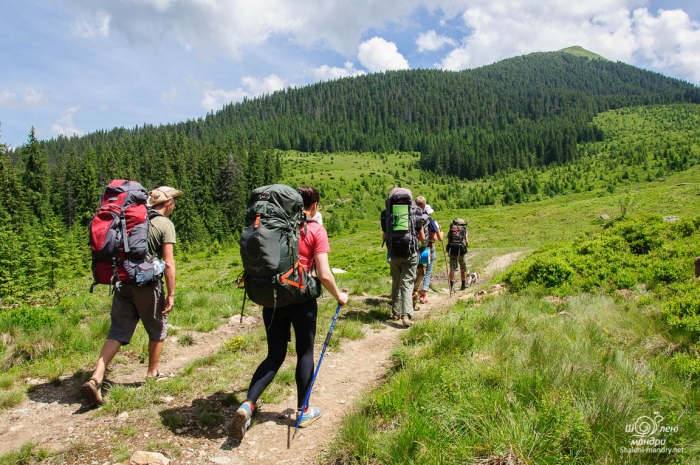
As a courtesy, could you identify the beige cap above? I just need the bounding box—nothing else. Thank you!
[148,186,183,207]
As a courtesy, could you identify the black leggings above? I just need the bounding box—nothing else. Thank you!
[245,299,317,409]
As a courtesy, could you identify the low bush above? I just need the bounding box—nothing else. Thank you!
[502,214,700,334]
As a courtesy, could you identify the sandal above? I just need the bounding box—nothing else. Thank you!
[146,371,168,381]
[81,377,104,406]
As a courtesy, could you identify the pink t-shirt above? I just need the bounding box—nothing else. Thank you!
[298,221,331,272]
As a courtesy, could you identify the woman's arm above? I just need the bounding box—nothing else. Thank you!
[315,253,348,305]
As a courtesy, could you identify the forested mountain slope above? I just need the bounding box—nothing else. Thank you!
[3,48,700,301]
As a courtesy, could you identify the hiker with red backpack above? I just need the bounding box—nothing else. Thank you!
[230,185,348,442]
[82,184,181,406]
[381,188,425,327]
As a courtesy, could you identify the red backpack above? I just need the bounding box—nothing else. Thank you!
[89,180,162,292]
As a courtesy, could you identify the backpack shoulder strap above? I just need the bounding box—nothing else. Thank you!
[148,209,164,220]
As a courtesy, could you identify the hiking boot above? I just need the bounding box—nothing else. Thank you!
[402,315,414,327]
[229,401,253,441]
[297,406,322,428]
[460,281,467,291]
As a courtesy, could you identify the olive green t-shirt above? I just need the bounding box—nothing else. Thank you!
[148,214,176,259]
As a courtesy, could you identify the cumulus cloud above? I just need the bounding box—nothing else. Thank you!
[65,0,436,58]
[71,11,111,38]
[51,106,84,138]
[358,37,410,72]
[631,8,700,83]
[416,30,456,52]
[240,74,287,96]
[0,85,44,107]
[189,74,288,111]
[63,0,700,84]
[310,62,366,81]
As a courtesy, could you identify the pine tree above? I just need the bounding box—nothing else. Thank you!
[22,127,51,221]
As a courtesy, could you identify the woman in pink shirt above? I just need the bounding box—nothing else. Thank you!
[230,186,348,442]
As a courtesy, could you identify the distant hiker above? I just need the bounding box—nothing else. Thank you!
[230,186,348,442]
[447,218,469,292]
[381,188,425,327]
[82,185,182,406]
[413,198,443,305]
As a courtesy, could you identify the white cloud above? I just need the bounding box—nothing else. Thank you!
[416,30,456,52]
[62,0,700,84]
[65,0,435,58]
[51,106,84,138]
[0,85,44,107]
[310,62,366,81]
[189,74,288,111]
[71,11,111,38]
[632,8,700,83]
[358,37,410,72]
[240,74,287,96]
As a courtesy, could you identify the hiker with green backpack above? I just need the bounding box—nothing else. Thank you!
[381,188,425,327]
[231,185,348,442]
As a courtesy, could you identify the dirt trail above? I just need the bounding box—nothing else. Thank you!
[0,252,524,464]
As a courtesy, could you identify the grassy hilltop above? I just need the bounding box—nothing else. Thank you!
[1,104,700,463]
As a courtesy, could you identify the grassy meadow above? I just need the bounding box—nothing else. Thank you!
[1,104,700,463]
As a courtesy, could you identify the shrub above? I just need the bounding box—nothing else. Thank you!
[611,215,664,255]
[663,286,700,334]
[525,257,574,288]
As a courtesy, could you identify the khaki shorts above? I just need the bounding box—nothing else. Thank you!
[107,281,167,344]
[449,254,468,272]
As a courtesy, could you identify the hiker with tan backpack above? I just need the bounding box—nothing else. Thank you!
[447,218,470,292]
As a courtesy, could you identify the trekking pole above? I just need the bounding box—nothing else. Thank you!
[292,301,343,441]
[441,241,451,297]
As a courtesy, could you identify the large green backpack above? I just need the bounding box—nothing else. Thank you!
[381,187,422,258]
[239,184,321,309]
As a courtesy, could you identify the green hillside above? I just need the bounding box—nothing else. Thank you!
[559,45,608,60]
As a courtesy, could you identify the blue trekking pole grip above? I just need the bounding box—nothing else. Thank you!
[292,301,343,440]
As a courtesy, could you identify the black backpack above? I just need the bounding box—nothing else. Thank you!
[381,187,422,258]
[239,184,321,309]
[447,218,468,257]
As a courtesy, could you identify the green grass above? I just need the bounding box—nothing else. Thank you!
[0,442,50,465]
[177,333,195,347]
[559,45,609,60]
[0,389,24,410]
[329,293,700,464]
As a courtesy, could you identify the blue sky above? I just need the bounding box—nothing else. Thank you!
[1,0,699,149]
